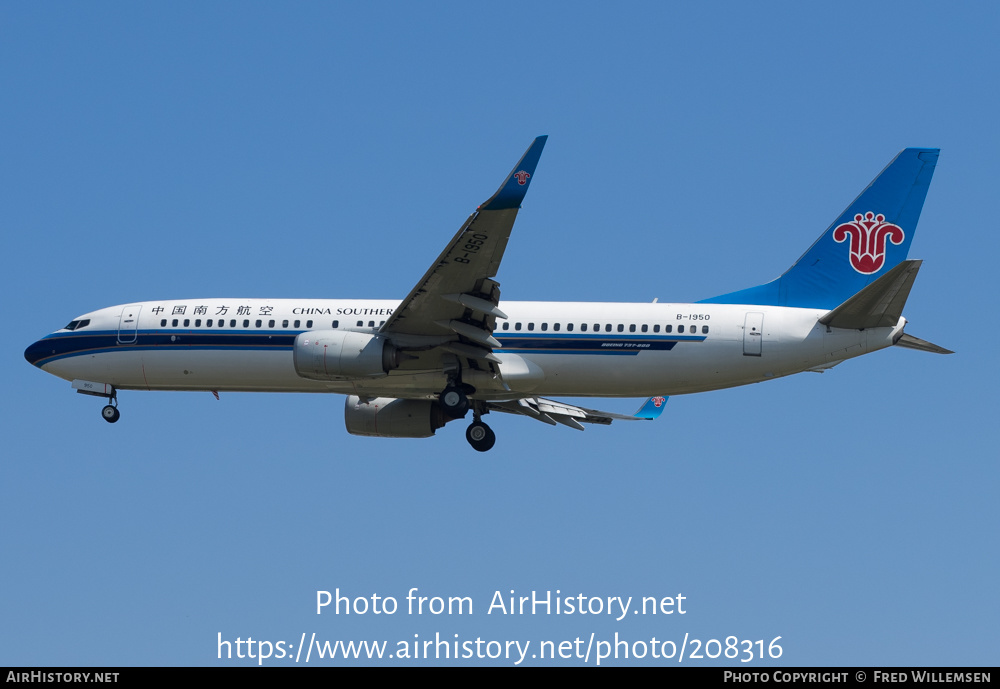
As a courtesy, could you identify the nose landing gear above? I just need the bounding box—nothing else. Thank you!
[72,380,121,424]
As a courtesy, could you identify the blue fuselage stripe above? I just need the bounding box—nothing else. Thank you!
[25,329,706,366]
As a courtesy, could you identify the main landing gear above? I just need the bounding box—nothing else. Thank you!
[466,419,496,452]
[438,385,470,417]
[438,383,496,452]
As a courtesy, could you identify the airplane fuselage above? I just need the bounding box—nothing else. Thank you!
[26,298,902,400]
[23,140,944,451]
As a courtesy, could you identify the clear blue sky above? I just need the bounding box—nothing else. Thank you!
[3,2,997,666]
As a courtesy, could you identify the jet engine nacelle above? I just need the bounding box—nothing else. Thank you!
[293,330,400,380]
[344,396,449,438]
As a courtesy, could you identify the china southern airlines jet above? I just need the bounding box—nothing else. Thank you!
[25,137,950,451]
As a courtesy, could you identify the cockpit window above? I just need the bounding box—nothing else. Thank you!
[62,319,90,331]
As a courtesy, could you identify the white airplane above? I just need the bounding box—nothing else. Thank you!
[25,137,950,451]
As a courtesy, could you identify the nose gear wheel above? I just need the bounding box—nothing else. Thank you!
[101,403,120,423]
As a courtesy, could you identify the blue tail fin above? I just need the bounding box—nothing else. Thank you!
[700,148,939,310]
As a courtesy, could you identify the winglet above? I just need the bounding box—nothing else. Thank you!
[479,136,548,211]
[634,396,669,419]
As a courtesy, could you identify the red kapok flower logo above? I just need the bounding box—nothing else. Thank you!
[832,212,905,275]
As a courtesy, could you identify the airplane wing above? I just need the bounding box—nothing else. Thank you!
[485,396,665,431]
[379,136,547,352]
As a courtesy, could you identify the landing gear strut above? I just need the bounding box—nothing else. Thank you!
[439,381,494,451]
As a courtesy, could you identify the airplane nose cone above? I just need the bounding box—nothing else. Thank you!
[24,338,53,368]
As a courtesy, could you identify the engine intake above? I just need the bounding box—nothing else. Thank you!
[293,330,400,380]
[344,396,449,438]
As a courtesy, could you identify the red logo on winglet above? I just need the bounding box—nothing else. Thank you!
[513,170,530,185]
[833,212,905,275]
[652,396,666,407]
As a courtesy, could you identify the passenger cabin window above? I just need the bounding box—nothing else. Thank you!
[629,324,636,332]
[665,325,672,333]
[641,324,648,333]
[357,320,363,327]
[605,324,612,332]
[702,325,709,334]
[294,320,300,328]
[617,324,624,332]
[172,319,178,327]
[183,319,190,327]
[541,323,547,331]
[653,324,660,333]
[553,323,560,331]
[230,319,237,327]
[307,320,313,328]
[515,323,522,331]
[567,323,574,331]
[678,325,685,333]
[243,319,250,328]
[283,320,289,328]
[581,324,587,332]
[160,319,167,327]
[256,319,262,327]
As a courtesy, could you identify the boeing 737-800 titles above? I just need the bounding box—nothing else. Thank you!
[25,137,950,451]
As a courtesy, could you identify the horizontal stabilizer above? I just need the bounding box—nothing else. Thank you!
[819,260,921,330]
[894,333,953,354]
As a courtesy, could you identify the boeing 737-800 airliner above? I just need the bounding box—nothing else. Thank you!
[24,137,949,451]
